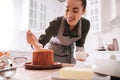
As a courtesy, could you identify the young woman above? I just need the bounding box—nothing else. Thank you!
[27,0,90,63]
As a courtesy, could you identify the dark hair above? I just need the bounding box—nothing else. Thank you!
[65,0,87,10]
[80,0,86,10]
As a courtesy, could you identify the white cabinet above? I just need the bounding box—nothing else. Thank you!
[85,0,114,32]
[86,0,101,32]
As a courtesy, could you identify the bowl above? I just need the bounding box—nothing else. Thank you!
[0,67,16,79]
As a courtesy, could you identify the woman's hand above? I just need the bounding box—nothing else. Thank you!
[27,30,38,45]
[26,30,42,50]
[74,51,89,62]
[76,53,89,62]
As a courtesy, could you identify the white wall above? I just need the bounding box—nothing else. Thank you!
[45,0,64,27]
[0,0,15,50]
[101,0,112,32]
[12,0,23,30]
[116,0,120,16]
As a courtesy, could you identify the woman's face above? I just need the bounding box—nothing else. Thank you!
[64,0,85,27]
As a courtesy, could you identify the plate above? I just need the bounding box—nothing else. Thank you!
[24,62,62,70]
[50,71,110,80]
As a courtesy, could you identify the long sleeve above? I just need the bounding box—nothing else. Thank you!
[38,17,63,47]
[75,18,90,47]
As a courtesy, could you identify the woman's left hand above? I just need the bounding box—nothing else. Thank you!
[76,53,89,62]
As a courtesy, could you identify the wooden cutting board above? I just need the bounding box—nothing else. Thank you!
[24,62,62,70]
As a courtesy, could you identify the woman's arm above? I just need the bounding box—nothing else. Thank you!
[26,30,43,50]
[74,18,90,61]
[38,16,63,47]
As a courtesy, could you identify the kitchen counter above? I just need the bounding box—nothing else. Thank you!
[0,49,114,80]
[1,50,118,80]
[0,63,111,80]
[6,63,73,80]
[12,67,58,80]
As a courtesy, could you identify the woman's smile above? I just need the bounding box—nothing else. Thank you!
[68,18,76,22]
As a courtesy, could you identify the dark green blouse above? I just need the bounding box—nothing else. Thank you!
[39,16,90,47]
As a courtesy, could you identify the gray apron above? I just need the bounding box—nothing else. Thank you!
[46,17,82,63]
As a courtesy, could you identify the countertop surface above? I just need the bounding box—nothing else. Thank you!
[0,63,111,80]
[0,63,74,80]
[1,50,119,80]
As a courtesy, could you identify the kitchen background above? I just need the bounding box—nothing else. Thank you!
[0,0,120,53]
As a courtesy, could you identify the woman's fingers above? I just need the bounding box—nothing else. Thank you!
[26,30,43,50]
[26,30,36,45]
[77,59,86,62]
[76,53,89,62]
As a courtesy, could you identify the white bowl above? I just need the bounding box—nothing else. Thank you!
[0,67,16,79]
